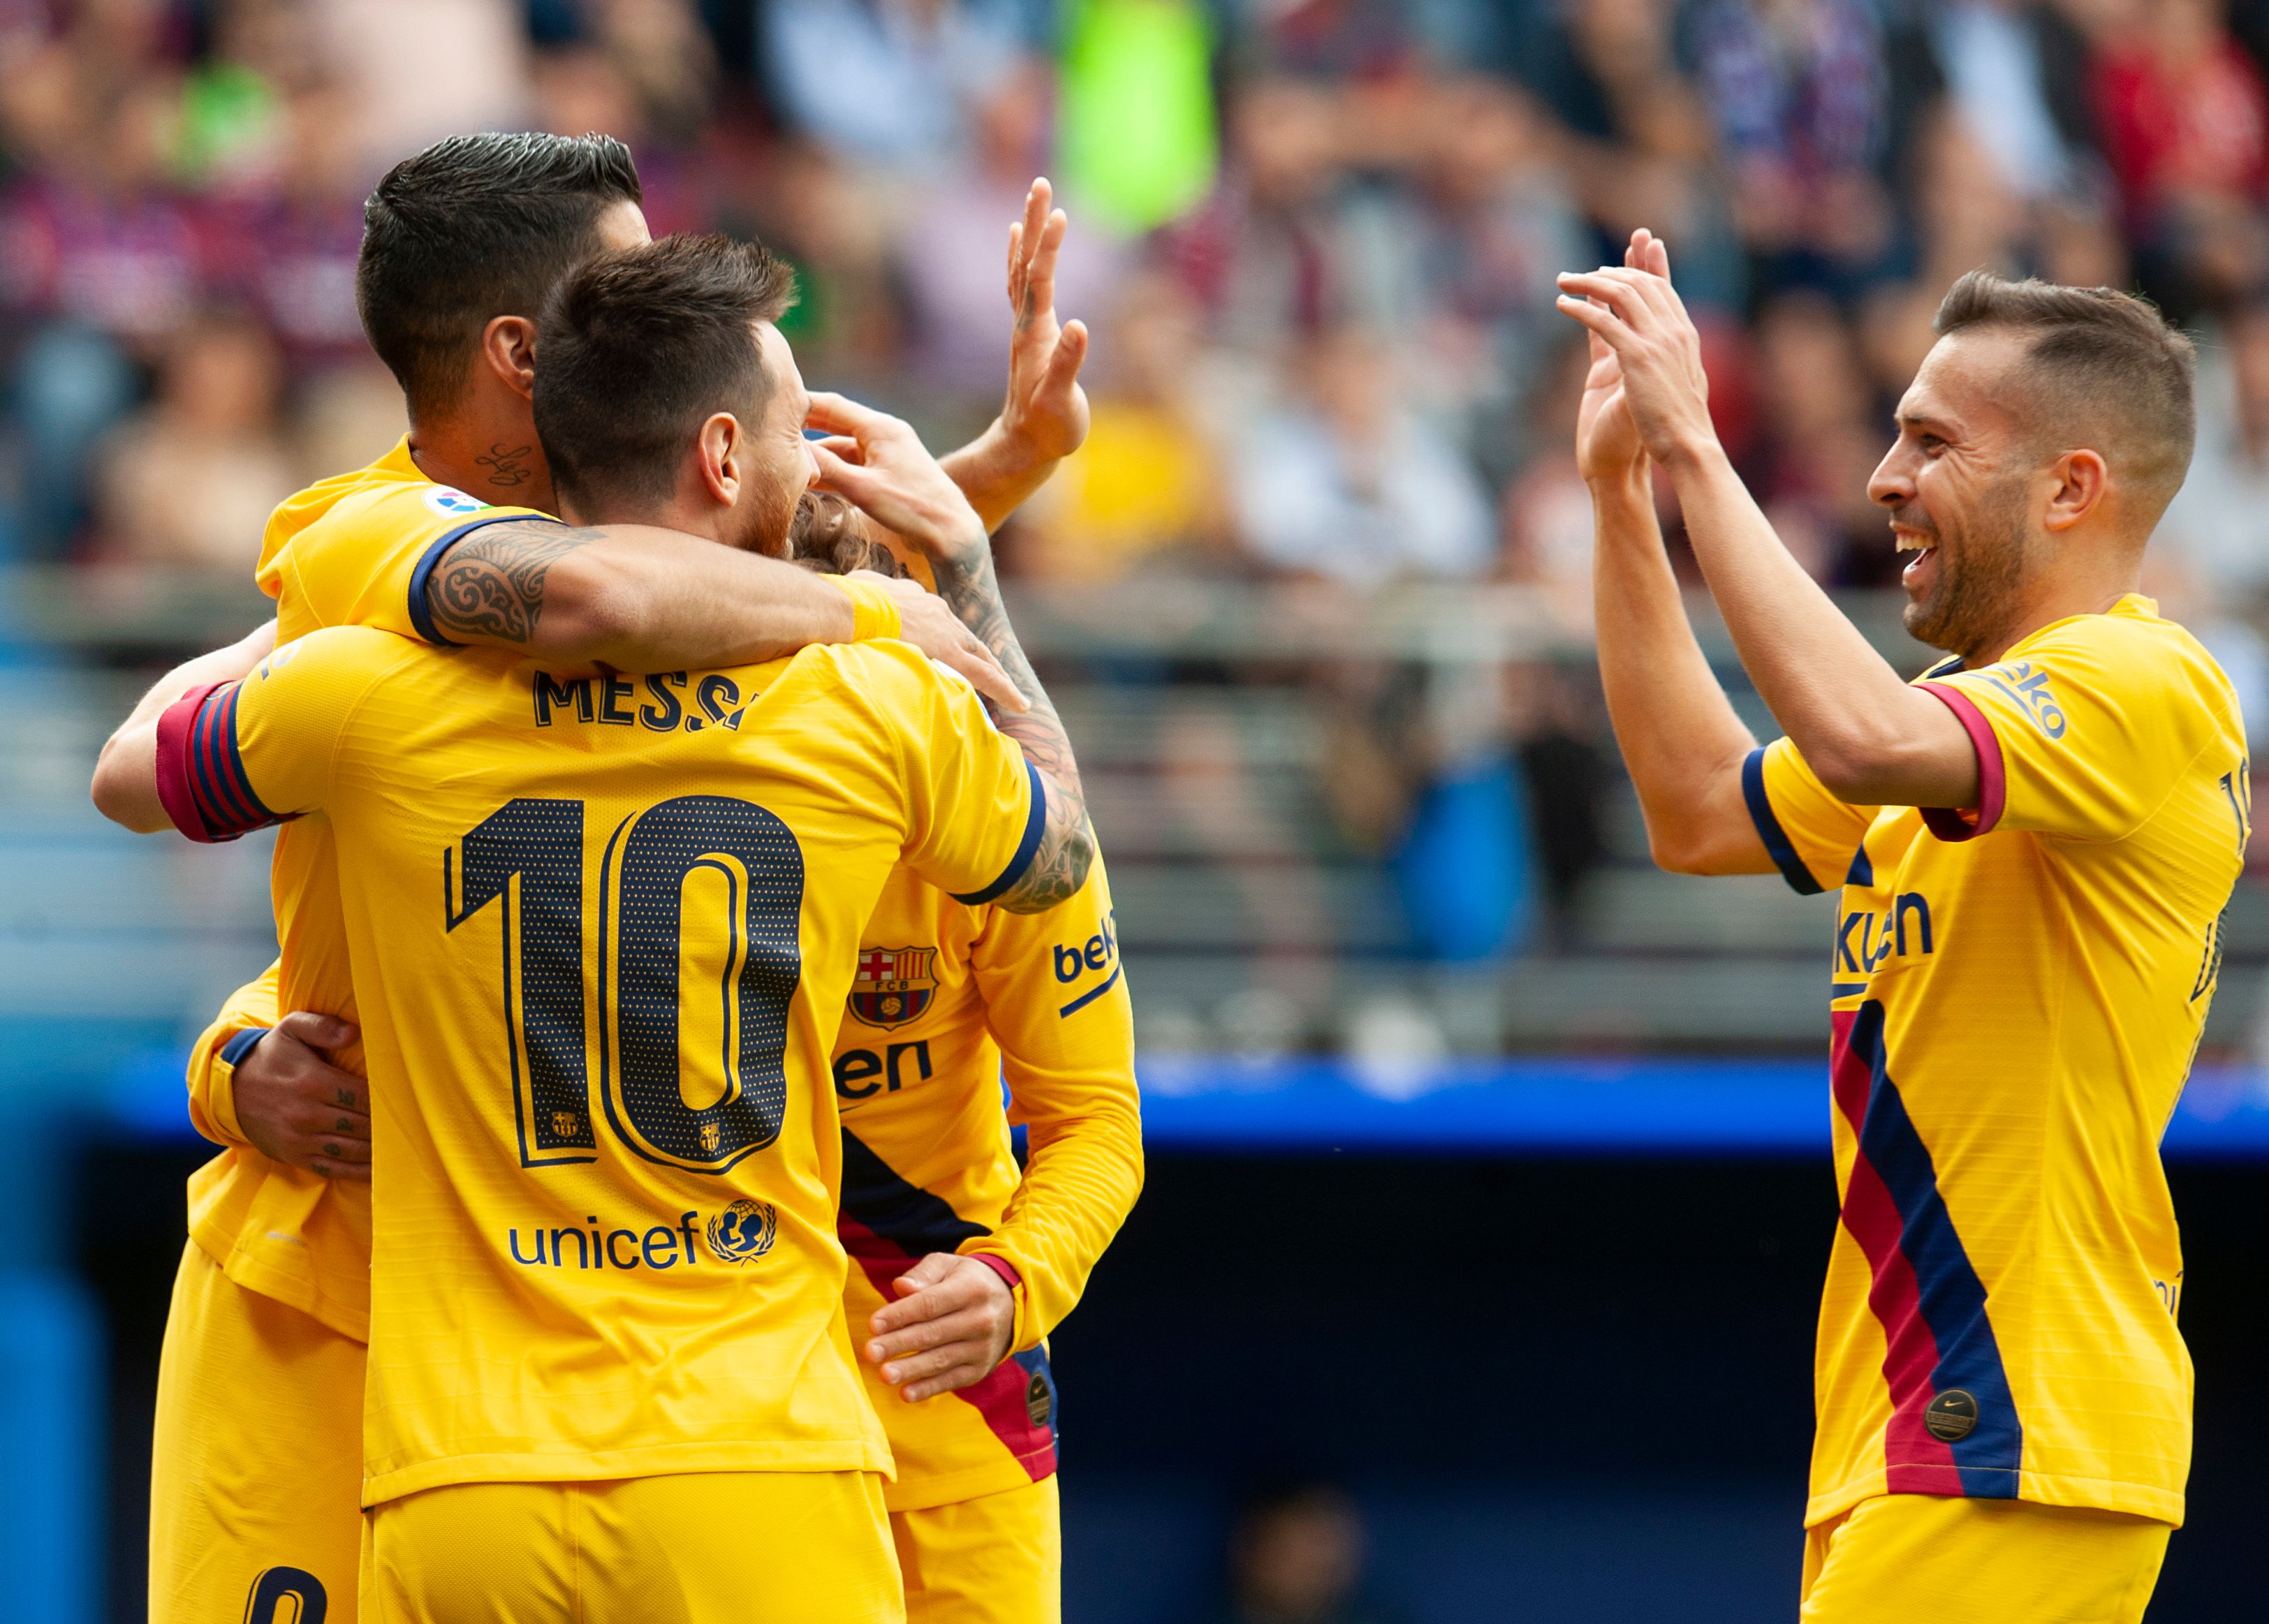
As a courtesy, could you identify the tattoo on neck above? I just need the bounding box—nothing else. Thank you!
[477,443,535,489]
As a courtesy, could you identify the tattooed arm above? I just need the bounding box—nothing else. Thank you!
[806,392,1094,914]
[423,519,1023,711]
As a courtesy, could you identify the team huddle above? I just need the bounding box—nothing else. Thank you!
[92,127,2240,1624]
[94,133,1138,1623]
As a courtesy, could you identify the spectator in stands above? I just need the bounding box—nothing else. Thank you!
[1232,324,1494,587]
[91,307,295,570]
[2094,0,2269,310]
[1687,0,1896,295]
[2157,298,2269,603]
[1196,1477,1404,1624]
[1018,270,1234,582]
[761,0,1028,168]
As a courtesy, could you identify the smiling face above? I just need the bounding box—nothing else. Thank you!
[1867,329,2045,663]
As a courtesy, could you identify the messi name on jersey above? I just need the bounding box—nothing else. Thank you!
[850,947,937,1030]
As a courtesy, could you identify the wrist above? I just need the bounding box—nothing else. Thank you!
[1657,429,1728,480]
[828,575,903,643]
[1585,459,1652,505]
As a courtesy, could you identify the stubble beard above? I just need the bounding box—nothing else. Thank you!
[1899,479,2031,665]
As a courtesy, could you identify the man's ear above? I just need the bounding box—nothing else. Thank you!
[2043,448,2108,534]
[696,413,743,507]
[480,316,539,401]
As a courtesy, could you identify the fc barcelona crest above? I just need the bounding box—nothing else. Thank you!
[849,946,937,1031]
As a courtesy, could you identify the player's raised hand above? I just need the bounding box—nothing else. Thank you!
[999,177,1091,466]
[1573,231,1659,485]
[228,1012,370,1182]
[849,569,1029,714]
[865,1252,1018,1403]
[1555,228,1717,468]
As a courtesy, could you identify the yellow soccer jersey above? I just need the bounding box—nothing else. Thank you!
[182,440,547,1339]
[832,859,1140,1511]
[193,441,904,1338]
[156,625,1048,1505]
[1742,596,2245,1528]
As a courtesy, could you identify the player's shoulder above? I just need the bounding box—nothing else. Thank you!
[2013,596,2239,718]
[787,637,986,711]
[258,622,426,686]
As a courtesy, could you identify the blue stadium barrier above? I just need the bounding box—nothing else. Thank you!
[95,1045,2269,1158]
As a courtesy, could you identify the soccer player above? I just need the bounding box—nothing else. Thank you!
[1559,235,2242,1620]
[102,232,1092,1621]
[774,492,1141,1623]
[112,131,1090,1624]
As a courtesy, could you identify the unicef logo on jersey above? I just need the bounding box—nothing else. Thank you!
[423,486,489,517]
[705,1199,779,1266]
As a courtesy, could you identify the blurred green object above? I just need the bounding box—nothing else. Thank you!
[176,63,277,185]
[1058,0,1217,236]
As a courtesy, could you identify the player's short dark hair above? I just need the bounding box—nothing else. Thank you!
[534,232,799,510]
[1933,271,2197,515]
[356,131,642,421]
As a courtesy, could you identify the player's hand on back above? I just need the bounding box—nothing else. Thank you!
[850,569,1029,715]
[230,1012,370,1182]
[998,176,1090,465]
[864,1252,1018,1403]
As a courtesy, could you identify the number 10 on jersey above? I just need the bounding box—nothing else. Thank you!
[445,795,807,1176]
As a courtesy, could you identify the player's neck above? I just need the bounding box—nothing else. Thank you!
[407,410,557,517]
[1962,563,2143,667]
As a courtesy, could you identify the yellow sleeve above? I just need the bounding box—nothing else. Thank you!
[156,626,406,841]
[1918,622,2230,843]
[858,642,1047,904]
[960,857,1142,1351]
[267,482,552,642]
[1744,736,1878,894]
[184,961,282,1149]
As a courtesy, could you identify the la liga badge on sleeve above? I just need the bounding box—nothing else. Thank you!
[848,946,937,1030]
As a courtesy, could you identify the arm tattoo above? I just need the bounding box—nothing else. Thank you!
[425,522,592,648]
[930,547,1094,913]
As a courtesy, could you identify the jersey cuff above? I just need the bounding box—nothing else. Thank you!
[950,758,1048,906]
[968,1250,1022,1290]
[1916,682,2006,841]
[1741,746,1826,896]
[203,1026,269,1147]
[830,576,904,643]
[405,513,564,646]
[158,681,279,842]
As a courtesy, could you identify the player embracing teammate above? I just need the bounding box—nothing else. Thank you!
[1564,233,2241,1618]
[93,133,1138,1623]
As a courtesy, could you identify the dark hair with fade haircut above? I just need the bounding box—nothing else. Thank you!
[356,131,642,421]
[1933,271,2198,515]
[533,232,798,508]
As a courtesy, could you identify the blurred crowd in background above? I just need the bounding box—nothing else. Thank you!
[10,0,2269,985]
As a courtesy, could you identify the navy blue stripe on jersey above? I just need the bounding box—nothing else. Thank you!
[1742,746,1825,896]
[190,685,281,839]
[1845,843,1874,887]
[951,757,1048,906]
[218,1028,270,1067]
[404,513,564,647]
[839,1128,988,1260]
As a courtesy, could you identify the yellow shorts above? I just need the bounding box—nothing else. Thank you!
[891,1475,1061,1624]
[1801,1494,2172,1623]
[150,1239,365,1624]
[364,1470,904,1624]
